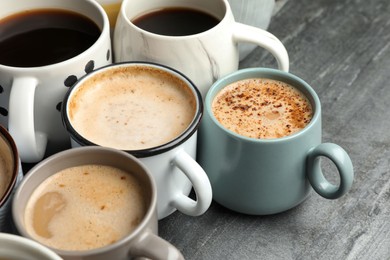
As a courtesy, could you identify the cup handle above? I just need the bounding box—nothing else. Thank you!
[131,230,184,260]
[232,22,290,72]
[306,143,354,199]
[8,77,47,163]
[170,150,212,216]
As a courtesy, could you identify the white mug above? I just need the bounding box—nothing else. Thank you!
[0,0,112,163]
[113,0,289,98]
[62,62,212,219]
[228,0,276,59]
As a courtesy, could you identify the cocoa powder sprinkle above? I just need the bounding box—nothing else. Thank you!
[212,78,313,139]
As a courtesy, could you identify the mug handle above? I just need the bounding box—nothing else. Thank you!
[170,150,212,216]
[131,230,184,260]
[306,143,354,199]
[8,77,47,163]
[232,22,290,72]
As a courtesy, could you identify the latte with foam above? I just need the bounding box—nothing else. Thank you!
[67,66,196,150]
[212,78,313,139]
[0,135,14,201]
[24,165,147,251]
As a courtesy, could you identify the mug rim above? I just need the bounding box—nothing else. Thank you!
[12,146,158,257]
[119,0,229,39]
[205,68,321,143]
[62,61,203,158]
[0,125,19,206]
[0,0,109,71]
[0,233,62,260]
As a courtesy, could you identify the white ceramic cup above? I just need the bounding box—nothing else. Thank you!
[61,62,212,219]
[0,125,23,233]
[113,0,289,98]
[0,0,112,163]
[229,0,276,59]
[0,233,62,260]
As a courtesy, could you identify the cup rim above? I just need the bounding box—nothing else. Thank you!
[12,146,158,257]
[0,125,19,206]
[0,233,62,260]
[119,0,229,39]
[0,0,110,71]
[205,68,321,143]
[61,61,203,158]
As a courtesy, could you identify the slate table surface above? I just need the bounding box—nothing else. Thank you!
[158,0,390,259]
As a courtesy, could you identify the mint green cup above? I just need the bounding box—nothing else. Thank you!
[198,68,354,215]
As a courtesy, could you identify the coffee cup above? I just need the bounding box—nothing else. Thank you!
[229,0,276,59]
[113,0,289,98]
[0,125,23,233]
[0,233,61,260]
[0,0,112,163]
[61,62,212,219]
[198,68,354,215]
[13,146,184,260]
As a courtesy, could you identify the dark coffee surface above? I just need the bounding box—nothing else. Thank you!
[132,7,219,36]
[0,9,100,67]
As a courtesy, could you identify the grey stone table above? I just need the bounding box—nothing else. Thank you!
[158,0,390,259]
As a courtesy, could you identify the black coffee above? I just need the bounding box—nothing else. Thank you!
[0,9,101,67]
[132,7,220,36]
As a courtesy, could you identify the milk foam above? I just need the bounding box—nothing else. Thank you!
[24,165,147,251]
[68,66,196,150]
[0,137,13,200]
[212,78,313,139]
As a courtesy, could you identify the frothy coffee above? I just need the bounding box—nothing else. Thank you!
[67,66,196,150]
[0,136,13,200]
[212,78,313,139]
[24,165,147,251]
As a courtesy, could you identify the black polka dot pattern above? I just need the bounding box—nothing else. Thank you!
[84,60,95,74]
[56,102,62,112]
[0,85,7,117]
[64,75,78,87]
[106,49,110,61]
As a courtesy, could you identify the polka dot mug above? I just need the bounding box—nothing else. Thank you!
[0,0,112,163]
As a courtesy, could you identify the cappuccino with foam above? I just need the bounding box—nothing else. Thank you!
[212,78,313,139]
[24,164,147,251]
[67,65,196,150]
[0,136,13,200]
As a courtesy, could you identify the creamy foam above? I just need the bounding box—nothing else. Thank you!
[212,78,313,139]
[24,165,147,251]
[68,66,196,150]
[0,136,13,200]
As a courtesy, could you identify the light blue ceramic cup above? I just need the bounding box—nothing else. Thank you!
[198,68,354,215]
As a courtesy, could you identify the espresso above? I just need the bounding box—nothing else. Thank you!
[0,9,100,67]
[68,66,196,150]
[24,165,147,251]
[212,78,313,139]
[132,7,220,36]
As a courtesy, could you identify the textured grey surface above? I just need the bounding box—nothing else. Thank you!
[159,0,390,259]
